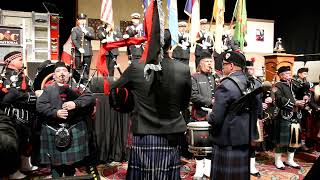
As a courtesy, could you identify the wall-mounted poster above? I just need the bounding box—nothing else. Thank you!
[244,18,274,54]
[0,25,23,47]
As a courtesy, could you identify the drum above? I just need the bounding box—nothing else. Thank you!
[33,64,80,90]
[187,121,212,156]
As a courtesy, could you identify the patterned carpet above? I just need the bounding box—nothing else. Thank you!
[0,151,318,180]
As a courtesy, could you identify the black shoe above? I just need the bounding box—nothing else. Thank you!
[250,172,261,177]
[275,165,285,170]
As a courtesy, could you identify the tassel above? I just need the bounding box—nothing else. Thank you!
[21,74,27,90]
[103,76,110,95]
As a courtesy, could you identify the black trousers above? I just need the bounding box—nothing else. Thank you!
[106,54,117,76]
[75,56,92,82]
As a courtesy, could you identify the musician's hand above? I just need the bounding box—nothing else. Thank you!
[62,101,76,110]
[57,109,68,119]
[101,39,108,44]
[35,90,43,97]
[264,97,273,104]
[303,95,309,102]
[262,103,268,110]
[79,48,85,54]
[295,100,306,107]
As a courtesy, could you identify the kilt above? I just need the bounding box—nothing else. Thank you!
[274,119,301,146]
[126,134,183,180]
[210,145,249,180]
[40,121,89,166]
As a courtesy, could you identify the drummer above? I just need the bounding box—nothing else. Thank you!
[190,51,216,178]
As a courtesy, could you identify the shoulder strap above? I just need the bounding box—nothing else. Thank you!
[222,76,246,95]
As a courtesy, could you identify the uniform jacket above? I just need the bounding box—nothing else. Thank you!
[191,72,216,120]
[97,26,123,56]
[208,71,252,146]
[36,83,95,126]
[71,26,95,57]
[111,53,192,135]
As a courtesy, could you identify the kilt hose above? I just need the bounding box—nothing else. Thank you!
[40,121,89,166]
[126,134,184,180]
[210,145,249,180]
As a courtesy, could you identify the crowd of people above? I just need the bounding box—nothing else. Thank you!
[1,12,320,180]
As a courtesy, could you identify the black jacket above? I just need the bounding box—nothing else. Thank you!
[111,54,192,134]
[71,26,95,57]
[191,72,216,120]
[208,71,252,146]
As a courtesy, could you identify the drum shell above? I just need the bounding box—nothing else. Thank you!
[186,122,212,156]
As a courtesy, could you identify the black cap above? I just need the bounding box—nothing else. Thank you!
[54,62,68,70]
[223,51,246,68]
[277,66,291,74]
[77,13,87,20]
[195,51,212,68]
[199,51,212,61]
[246,61,254,66]
[297,67,308,74]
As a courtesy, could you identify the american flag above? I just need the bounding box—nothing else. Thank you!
[100,0,113,25]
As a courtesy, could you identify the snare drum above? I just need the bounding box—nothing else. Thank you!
[187,121,212,156]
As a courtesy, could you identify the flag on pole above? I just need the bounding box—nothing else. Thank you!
[100,0,114,25]
[212,0,225,54]
[232,0,247,51]
[167,0,178,45]
[143,0,151,14]
[61,35,73,65]
[184,0,200,44]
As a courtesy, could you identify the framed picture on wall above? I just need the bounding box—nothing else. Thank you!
[244,18,274,54]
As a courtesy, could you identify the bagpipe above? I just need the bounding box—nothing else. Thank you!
[291,77,312,100]
[0,64,29,96]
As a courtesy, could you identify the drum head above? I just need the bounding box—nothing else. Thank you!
[33,64,80,90]
[187,121,211,128]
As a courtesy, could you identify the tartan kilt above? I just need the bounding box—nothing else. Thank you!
[274,118,301,146]
[40,121,89,166]
[126,134,183,180]
[210,145,249,180]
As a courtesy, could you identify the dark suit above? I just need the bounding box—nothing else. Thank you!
[71,26,95,81]
[208,71,250,180]
[111,53,191,179]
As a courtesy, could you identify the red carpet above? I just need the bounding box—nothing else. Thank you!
[0,151,317,179]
